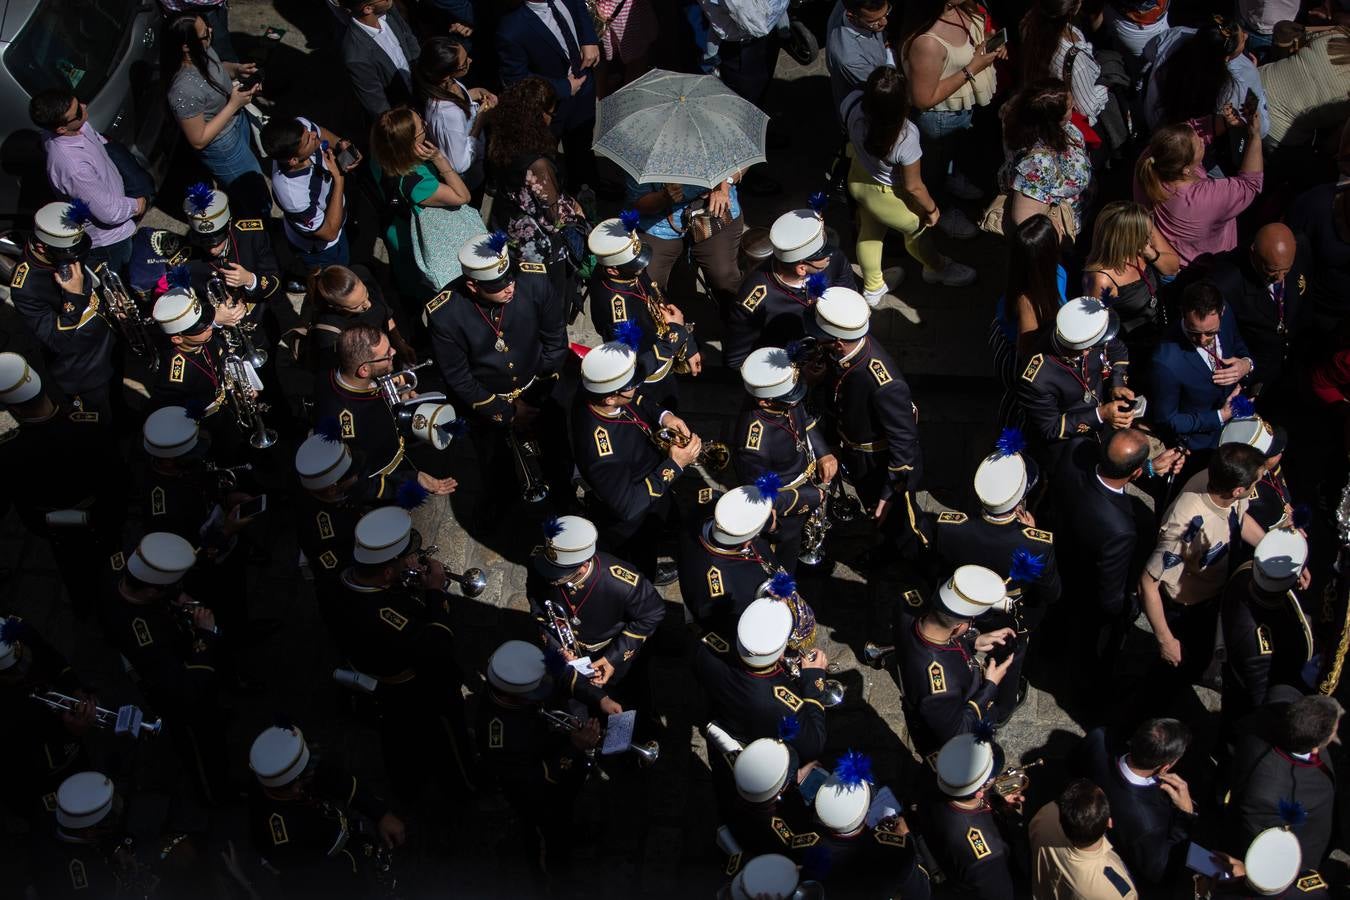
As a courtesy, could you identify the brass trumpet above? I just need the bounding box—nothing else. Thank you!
[222,352,277,449]
[29,689,161,738]
[398,544,488,598]
[375,360,432,411]
[755,578,846,708]
[644,280,695,376]
[653,426,730,472]
[204,461,252,492]
[992,757,1044,797]
[97,267,160,370]
[539,708,661,770]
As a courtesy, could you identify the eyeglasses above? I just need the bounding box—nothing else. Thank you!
[1183,325,1221,338]
[359,348,397,367]
[850,4,891,30]
[59,102,86,129]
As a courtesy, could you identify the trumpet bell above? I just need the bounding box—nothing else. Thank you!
[700,442,731,472]
[457,567,489,598]
[817,678,846,708]
[250,426,279,449]
[631,740,660,767]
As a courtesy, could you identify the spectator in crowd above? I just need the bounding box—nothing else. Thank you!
[1238,0,1301,59]
[1143,17,1269,138]
[163,14,266,213]
[497,0,600,192]
[1021,0,1109,125]
[1134,114,1264,268]
[591,0,657,95]
[893,0,1004,238]
[1151,282,1256,451]
[1029,778,1138,899]
[998,80,1093,239]
[1206,223,1307,394]
[1078,718,1197,888]
[697,0,786,107]
[303,265,414,373]
[1259,24,1350,151]
[161,0,237,60]
[414,36,496,194]
[1081,200,1180,375]
[261,117,355,271]
[826,0,892,116]
[843,66,976,308]
[30,89,147,275]
[1287,120,1350,332]
[624,173,743,311]
[1102,0,1169,61]
[340,0,422,119]
[368,107,474,302]
[486,77,590,295]
[991,215,1064,424]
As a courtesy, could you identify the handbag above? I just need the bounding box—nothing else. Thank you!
[979,151,1079,241]
[410,202,488,289]
[673,196,733,243]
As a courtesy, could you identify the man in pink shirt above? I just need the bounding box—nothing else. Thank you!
[31,88,149,275]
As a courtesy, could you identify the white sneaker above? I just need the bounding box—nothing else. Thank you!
[945,171,984,201]
[863,286,888,307]
[922,261,978,287]
[937,208,978,240]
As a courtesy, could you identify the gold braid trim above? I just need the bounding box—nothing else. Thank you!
[1319,573,1350,695]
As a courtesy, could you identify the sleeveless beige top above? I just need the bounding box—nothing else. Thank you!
[908,11,996,111]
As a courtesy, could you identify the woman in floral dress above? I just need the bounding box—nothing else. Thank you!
[998,79,1093,241]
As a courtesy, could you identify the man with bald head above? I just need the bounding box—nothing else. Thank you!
[1052,430,1185,682]
[1208,222,1308,396]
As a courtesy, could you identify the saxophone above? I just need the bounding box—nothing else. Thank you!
[645,280,694,375]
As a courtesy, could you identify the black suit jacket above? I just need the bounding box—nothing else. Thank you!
[1206,244,1309,393]
[340,7,422,119]
[497,0,598,131]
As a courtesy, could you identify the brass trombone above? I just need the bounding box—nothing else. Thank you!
[29,690,161,738]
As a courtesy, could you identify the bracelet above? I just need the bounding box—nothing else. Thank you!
[961,66,976,83]
[1144,459,1156,478]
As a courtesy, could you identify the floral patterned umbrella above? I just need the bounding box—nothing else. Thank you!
[593,69,769,189]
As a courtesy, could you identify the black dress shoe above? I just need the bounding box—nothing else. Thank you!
[653,560,679,586]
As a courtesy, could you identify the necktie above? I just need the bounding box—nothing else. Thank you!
[544,0,582,73]
[1271,281,1286,332]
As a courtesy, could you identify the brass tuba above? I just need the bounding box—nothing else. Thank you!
[652,426,730,472]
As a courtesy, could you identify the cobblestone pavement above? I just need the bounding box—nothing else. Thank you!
[0,1,1239,897]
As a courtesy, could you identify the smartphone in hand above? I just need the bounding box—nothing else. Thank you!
[983,27,1008,52]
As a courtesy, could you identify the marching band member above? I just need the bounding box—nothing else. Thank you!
[678,485,783,638]
[32,772,146,898]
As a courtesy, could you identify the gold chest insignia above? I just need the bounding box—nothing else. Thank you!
[928,661,946,693]
[488,717,504,749]
[937,511,968,524]
[132,617,153,648]
[707,566,725,598]
[791,831,820,849]
[1297,274,1307,295]
[967,827,991,859]
[698,487,713,505]
[869,359,892,385]
[1297,873,1327,891]
[110,551,125,572]
[519,261,546,274]
[235,218,264,231]
[69,859,87,890]
[594,426,613,457]
[425,290,451,315]
[1022,527,1054,544]
[745,420,763,450]
[1021,353,1045,382]
[1256,624,1273,655]
[773,685,803,712]
[318,551,339,570]
[339,409,355,439]
[609,564,639,586]
[169,354,186,384]
[623,649,635,661]
[317,512,334,540]
[11,261,28,289]
[904,589,923,608]
[379,607,409,631]
[702,632,729,654]
[69,411,99,422]
[875,829,907,847]
[150,486,166,516]
[269,813,290,845]
[611,295,628,323]
[661,467,675,482]
[742,285,766,312]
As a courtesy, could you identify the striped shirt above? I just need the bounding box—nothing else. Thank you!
[269,117,343,252]
[1049,29,1110,126]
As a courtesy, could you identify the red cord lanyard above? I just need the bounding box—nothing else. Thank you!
[1261,471,1289,505]
[183,348,219,388]
[471,301,508,353]
[757,409,806,453]
[590,405,652,437]
[1050,350,1103,404]
[558,574,597,624]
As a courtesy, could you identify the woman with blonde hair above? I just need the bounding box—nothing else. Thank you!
[369,106,475,302]
[1133,110,1263,268]
[1083,201,1180,369]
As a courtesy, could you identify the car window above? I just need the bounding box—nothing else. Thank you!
[4,0,139,102]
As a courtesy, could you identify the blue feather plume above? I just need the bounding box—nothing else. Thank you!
[436,417,469,439]
[1230,395,1256,420]
[486,230,510,253]
[1009,549,1046,584]
[543,516,565,539]
[396,479,429,510]
[619,208,641,233]
[62,198,93,228]
[314,415,342,443]
[972,719,997,744]
[614,319,644,352]
[806,272,828,300]
[994,427,1026,458]
[185,182,214,215]
[786,339,816,365]
[183,398,209,423]
[0,616,25,645]
[808,191,828,214]
[273,713,295,732]
[755,471,782,501]
[1279,798,1308,829]
[167,264,193,291]
[834,749,873,788]
[1292,504,1311,530]
[770,571,796,599]
[778,714,801,742]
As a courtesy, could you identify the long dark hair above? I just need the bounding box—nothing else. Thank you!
[486,77,560,171]
[891,0,982,59]
[1006,215,1062,327]
[1020,0,1078,83]
[1003,79,1072,153]
[860,66,913,160]
[1155,18,1238,125]
[414,36,471,119]
[163,14,227,96]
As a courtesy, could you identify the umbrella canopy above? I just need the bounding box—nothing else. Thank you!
[593,69,769,189]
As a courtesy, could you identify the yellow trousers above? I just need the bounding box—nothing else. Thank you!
[846,156,942,293]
